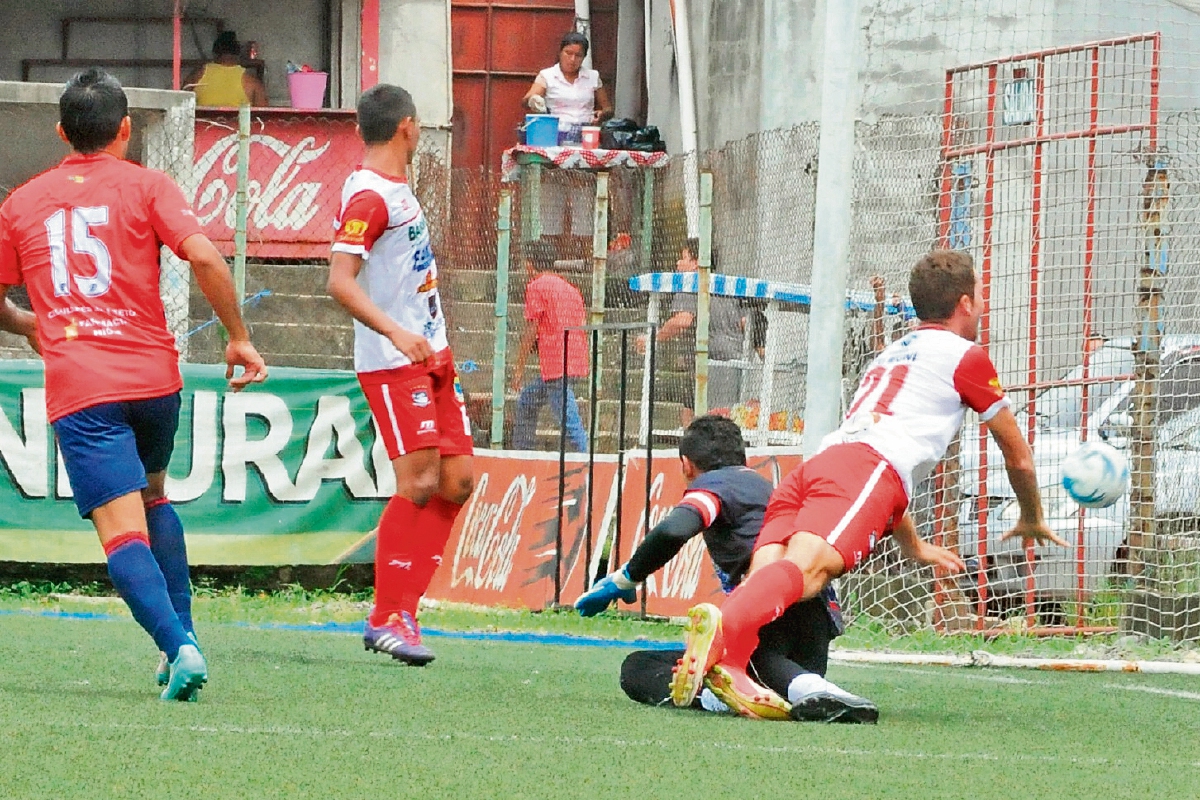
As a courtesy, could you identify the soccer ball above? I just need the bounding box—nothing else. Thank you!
[1061,442,1130,509]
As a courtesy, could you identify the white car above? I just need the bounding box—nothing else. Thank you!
[955,336,1200,606]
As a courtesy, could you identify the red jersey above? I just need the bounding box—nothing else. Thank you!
[0,153,203,422]
[524,272,588,381]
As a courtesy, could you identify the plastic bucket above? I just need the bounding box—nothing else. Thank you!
[288,71,328,109]
[523,114,560,147]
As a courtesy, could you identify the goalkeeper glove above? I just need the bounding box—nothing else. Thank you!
[574,566,637,616]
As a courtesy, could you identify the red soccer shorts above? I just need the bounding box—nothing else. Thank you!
[756,442,908,572]
[358,350,474,460]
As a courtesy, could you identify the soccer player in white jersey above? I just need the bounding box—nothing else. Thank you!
[671,250,1068,715]
[328,84,474,665]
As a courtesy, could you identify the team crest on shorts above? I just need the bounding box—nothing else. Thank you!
[412,389,431,408]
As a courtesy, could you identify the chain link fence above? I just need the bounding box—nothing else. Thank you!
[5,0,1200,643]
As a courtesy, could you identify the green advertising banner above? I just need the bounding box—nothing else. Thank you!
[0,360,390,565]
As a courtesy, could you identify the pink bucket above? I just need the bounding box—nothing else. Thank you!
[287,71,328,109]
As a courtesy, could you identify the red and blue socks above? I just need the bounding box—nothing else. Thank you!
[145,499,194,636]
[103,532,191,661]
[370,495,464,627]
[719,560,807,668]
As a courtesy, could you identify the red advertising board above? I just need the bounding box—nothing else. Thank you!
[426,452,617,609]
[191,110,362,258]
[615,450,805,618]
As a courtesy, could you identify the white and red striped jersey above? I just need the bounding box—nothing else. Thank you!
[819,326,1009,497]
[331,168,449,372]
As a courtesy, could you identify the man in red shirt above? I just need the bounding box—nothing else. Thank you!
[511,241,589,451]
[0,69,267,701]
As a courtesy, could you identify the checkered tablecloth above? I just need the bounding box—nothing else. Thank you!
[501,145,670,182]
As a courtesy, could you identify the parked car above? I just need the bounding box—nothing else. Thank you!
[955,336,1200,606]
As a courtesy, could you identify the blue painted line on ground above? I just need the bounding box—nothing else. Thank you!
[0,608,680,651]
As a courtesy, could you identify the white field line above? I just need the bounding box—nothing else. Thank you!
[27,719,1199,769]
[837,662,1200,702]
[1101,683,1200,702]
[830,648,1200,675]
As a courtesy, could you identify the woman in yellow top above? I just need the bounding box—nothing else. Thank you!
[187,31,268,107]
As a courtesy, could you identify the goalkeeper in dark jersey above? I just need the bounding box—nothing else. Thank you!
[574,415,877,723]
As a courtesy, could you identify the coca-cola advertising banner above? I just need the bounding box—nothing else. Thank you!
[191,111,362,258]
[614,451,805,618]
[426,453,617,610]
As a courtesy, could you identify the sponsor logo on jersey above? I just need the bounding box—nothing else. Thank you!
[988,376,1005,395]
[412,389,431,408]
[453,377,465,401]
[68,175,85,184]
[417,271,438,293]
[337,218,369,244]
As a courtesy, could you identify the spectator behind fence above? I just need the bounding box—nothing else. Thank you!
[638,238,746,427]
[187,31,268,107]
[511,241,590,451]
[523,31,612,135]
[521,32,613,249]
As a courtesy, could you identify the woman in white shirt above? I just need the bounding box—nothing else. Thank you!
[523,32,613,141]
[520,32,613,242]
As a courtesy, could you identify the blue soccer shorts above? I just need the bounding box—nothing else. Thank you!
[52,393,182,518]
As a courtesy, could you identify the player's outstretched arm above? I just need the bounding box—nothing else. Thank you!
[574,569,637,616]
[327,252,434,364]
[892,513,965,573]
[985,407,1068,547]
[575,506,706,616]
[0,287,38,354]
[179,234,268,390]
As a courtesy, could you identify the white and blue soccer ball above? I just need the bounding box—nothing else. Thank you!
[1061,441,1130,509]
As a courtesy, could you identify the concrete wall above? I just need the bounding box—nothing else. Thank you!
[378,0,451,129]
[0,81,196,360]
[654,0,1200,152]
[0,0,329,108]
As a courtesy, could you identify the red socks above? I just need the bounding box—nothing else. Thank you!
[370,495,464,627]
[720,560,807,668]
[411,496,462,598]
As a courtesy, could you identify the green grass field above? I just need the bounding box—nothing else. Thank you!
[2,597,1199,800]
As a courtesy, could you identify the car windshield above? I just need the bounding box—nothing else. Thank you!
[1030,347,1133,430]
[1107,357,1200,427]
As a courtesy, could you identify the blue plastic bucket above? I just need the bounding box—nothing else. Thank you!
[523,114,560,147]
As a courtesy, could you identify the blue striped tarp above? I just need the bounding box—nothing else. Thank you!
[628,272,916,319]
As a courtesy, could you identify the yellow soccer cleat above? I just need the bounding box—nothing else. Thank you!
[704,663,792,721]
[669,603,724,708]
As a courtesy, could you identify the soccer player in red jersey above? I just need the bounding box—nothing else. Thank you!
[328,84,474,665]
[0,69,267,701]
[671,251,1068,716]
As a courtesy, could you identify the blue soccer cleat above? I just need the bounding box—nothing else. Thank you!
[155,652,169,686]
[156,632,198,686]
[363,611,435,666]
[160,644,207,702]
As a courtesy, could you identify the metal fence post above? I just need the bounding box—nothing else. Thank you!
[694,172,713,415]
[640,170,655,273]
[491,186,513,449]
[1129,156,1170,583]
[233,104,250,303]
[589,171,610,327]
[803,0,860,454]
